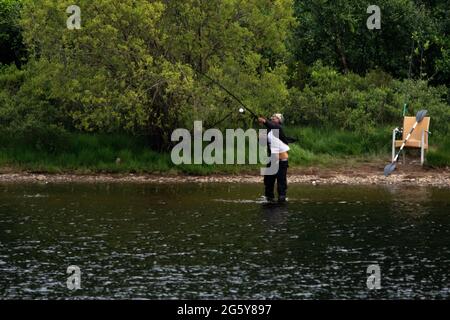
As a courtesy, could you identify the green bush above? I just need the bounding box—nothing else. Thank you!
[427,137,450,168]
[0,63,71,152]
[0,0,27,65]
[286,64,449,136]
[393,79,450,136]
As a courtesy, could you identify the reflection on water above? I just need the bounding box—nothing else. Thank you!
[386,185,434,218]
[0,183,449,299]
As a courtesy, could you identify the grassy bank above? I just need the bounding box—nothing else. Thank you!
[0,127,448,175]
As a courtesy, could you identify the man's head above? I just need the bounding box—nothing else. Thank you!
[271,113,284,125]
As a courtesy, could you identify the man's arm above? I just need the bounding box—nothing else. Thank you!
[258,117,282,130]
[258,117,290,144]
[258,117,298,144]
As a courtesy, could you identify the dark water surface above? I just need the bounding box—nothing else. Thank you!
[0,182,449,299]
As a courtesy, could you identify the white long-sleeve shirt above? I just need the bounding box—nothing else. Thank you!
[268,131,290,154]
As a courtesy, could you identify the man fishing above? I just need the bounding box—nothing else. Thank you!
[197,71,295,202]
[258,113,291,203]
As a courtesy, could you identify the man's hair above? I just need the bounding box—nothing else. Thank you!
[272,113,284,124]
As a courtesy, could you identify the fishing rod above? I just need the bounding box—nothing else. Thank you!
[193,69,299,144]
[196,70,260,120]
[197,70,299,143]
[178,35,260,120]
[207,107,246,128]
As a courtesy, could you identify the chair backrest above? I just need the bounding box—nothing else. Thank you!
[403,116,430,141]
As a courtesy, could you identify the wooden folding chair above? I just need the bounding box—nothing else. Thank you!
[392,116,431,165]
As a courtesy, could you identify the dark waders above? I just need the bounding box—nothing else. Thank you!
[264,159,288,202]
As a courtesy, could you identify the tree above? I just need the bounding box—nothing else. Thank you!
[291,0,448,84]
[19,0,295,149]
[0,0,26,66]
[420,0,450,86]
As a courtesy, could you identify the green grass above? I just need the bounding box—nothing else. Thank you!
[285,126,392,156]
[427,137,450,167]
[0,127,448,174]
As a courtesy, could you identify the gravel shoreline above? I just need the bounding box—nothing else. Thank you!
[1,170,449,187]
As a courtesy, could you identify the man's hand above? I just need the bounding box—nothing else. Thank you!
[258,117,266,125]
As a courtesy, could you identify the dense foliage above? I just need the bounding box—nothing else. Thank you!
[0,0,448,163]
[0,0,26,65]
[286,63,449,135]
[3,0,294,150]
[291,0,450,84]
